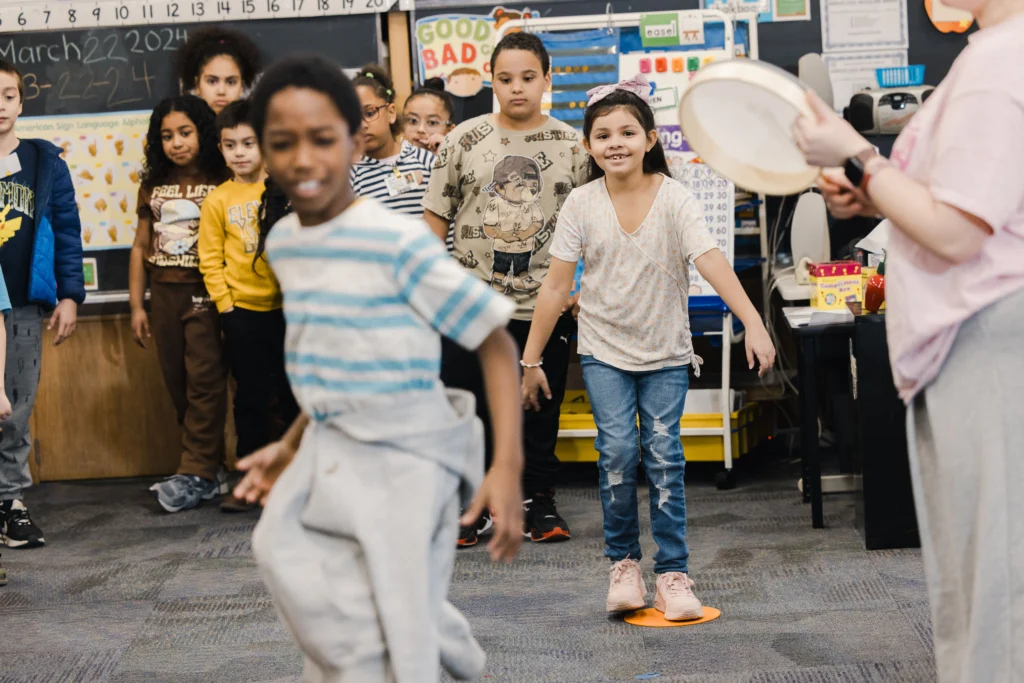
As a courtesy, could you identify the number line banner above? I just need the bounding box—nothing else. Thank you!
[0,0,396,32]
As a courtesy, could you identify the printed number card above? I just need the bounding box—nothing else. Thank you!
[673,163,735,298]
[0,0,396,31]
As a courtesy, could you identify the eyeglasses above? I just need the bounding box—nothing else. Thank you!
[362,104,390,123]
[403,115,451,133]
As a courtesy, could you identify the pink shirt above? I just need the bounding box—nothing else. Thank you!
[885,14,1024,402]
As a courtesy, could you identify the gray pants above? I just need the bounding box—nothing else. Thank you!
[253,395,486,683]
[906,287,1024,683]
[0,306,44,502]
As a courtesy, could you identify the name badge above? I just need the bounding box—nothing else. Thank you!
[384,168,422,197]
[0,152,22,179]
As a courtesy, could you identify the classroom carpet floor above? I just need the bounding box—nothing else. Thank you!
[0,465,935,683]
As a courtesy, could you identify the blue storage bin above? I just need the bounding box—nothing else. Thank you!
[876,65,925,88]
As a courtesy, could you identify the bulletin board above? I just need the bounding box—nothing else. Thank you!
[8,12,383,296]
[411,0,972,86]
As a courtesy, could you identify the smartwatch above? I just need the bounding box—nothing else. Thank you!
[843,148,879,191]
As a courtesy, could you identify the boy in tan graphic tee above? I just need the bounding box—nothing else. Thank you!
[423,32,588,548]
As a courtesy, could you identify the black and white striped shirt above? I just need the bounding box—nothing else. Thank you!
[350,141,435,217]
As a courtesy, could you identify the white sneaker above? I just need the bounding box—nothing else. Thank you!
[606,558,647,613]
[654,572,703,621]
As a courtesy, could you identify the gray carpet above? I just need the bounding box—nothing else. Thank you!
[0,470,935,682]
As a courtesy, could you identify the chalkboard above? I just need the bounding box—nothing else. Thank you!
[6,15,380,117]
[8,15,380,299]
[413,0,971,84]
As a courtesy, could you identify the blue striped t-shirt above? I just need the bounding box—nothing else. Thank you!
[266,198,514,420]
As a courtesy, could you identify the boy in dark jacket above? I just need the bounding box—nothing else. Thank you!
[0,59,85,549]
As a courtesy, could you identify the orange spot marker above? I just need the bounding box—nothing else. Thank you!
[623,606,721,628]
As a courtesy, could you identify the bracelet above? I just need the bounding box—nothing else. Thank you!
[520,359,543,369]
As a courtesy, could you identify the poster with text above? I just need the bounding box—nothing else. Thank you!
[415,7,538,95]
[17,111,148,251]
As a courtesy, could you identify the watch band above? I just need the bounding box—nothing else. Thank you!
[844,148,879,192]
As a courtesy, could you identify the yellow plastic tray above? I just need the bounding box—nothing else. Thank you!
[556,391,762,464]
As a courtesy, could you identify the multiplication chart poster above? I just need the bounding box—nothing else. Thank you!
[671,161,734,298]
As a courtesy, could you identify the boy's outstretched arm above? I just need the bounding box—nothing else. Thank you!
[234,413,310,506]
[462,327,524,564]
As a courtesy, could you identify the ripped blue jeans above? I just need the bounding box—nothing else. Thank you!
[581,355,690,574]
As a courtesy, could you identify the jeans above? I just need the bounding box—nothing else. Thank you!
[0,306,43,501]
[581,355,690,574]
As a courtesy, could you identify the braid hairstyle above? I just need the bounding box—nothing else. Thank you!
[139,95,229,190]
[253,175,292,271]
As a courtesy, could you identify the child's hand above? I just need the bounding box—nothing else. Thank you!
[819,169,878,219]
[521,366,551,412]
[0,393,11,426]
[49,299,78,346]
[562,291,581,319]
[746,325,777,378]
[461,463,523,564]
[426,133,446,153]
[233,440,297,506]
[131,309,151,349]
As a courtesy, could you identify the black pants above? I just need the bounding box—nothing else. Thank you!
[221,307,300,459]
[441,314,575,495]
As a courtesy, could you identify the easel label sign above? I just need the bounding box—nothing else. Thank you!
[640,12,705,48]
[648,87,678,111]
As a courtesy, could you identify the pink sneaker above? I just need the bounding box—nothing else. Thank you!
[654,572,703,621]
[606,559,647,613]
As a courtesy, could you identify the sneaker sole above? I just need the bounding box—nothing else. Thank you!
[606,597,647,613]
[150,485,220,514]
[1,534,45,549]
[524,527,571,543]
[653,595,703,621]
[456,537,478,548]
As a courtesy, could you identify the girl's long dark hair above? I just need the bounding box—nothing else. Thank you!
[253,175,291,270]
[139,95,229,189]
[175,26,262,91]
[582,89,670,183]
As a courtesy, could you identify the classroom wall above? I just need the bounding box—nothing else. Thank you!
[412,0,972,84]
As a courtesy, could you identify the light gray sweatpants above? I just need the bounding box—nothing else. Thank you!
[252,389,487,683]
[0,306,44,502]
[906,287,1024,683]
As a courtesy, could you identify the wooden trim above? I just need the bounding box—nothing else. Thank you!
[388,11,413,111]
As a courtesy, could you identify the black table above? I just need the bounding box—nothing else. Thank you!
[784,310,855,528]
[852,315,920,549]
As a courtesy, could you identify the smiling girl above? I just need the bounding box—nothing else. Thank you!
[130,95,230,513]
[522,76,775,621]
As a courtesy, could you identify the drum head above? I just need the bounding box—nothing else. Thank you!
[678,60,820,196]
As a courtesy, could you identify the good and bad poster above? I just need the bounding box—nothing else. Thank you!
[17,111,148,251]
[415,7,538,96]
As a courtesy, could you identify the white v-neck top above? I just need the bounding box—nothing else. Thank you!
[549,175,717,372]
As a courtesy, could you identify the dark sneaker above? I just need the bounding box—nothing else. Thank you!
[457,509,493,549]
[220,494,258,513]
[523,490,571,543]
[0,499,46,548]
[149,475,219,513]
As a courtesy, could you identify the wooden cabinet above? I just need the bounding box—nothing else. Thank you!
[28,314,236,482]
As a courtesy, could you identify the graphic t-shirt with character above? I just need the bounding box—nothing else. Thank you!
[137,172,219,283]
[423,114,588,321]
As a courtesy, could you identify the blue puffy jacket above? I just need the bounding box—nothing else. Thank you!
[22,138,85,309]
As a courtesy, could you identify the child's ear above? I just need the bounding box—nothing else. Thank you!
[646,129,658,152]
[350,131,366,163]
[388,103,397,125]
[582,137,592,155]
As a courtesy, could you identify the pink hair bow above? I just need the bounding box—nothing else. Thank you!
[585,74,652,107]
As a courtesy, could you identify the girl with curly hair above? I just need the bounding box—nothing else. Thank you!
[129,95,232,513]
[175,27,262,114]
